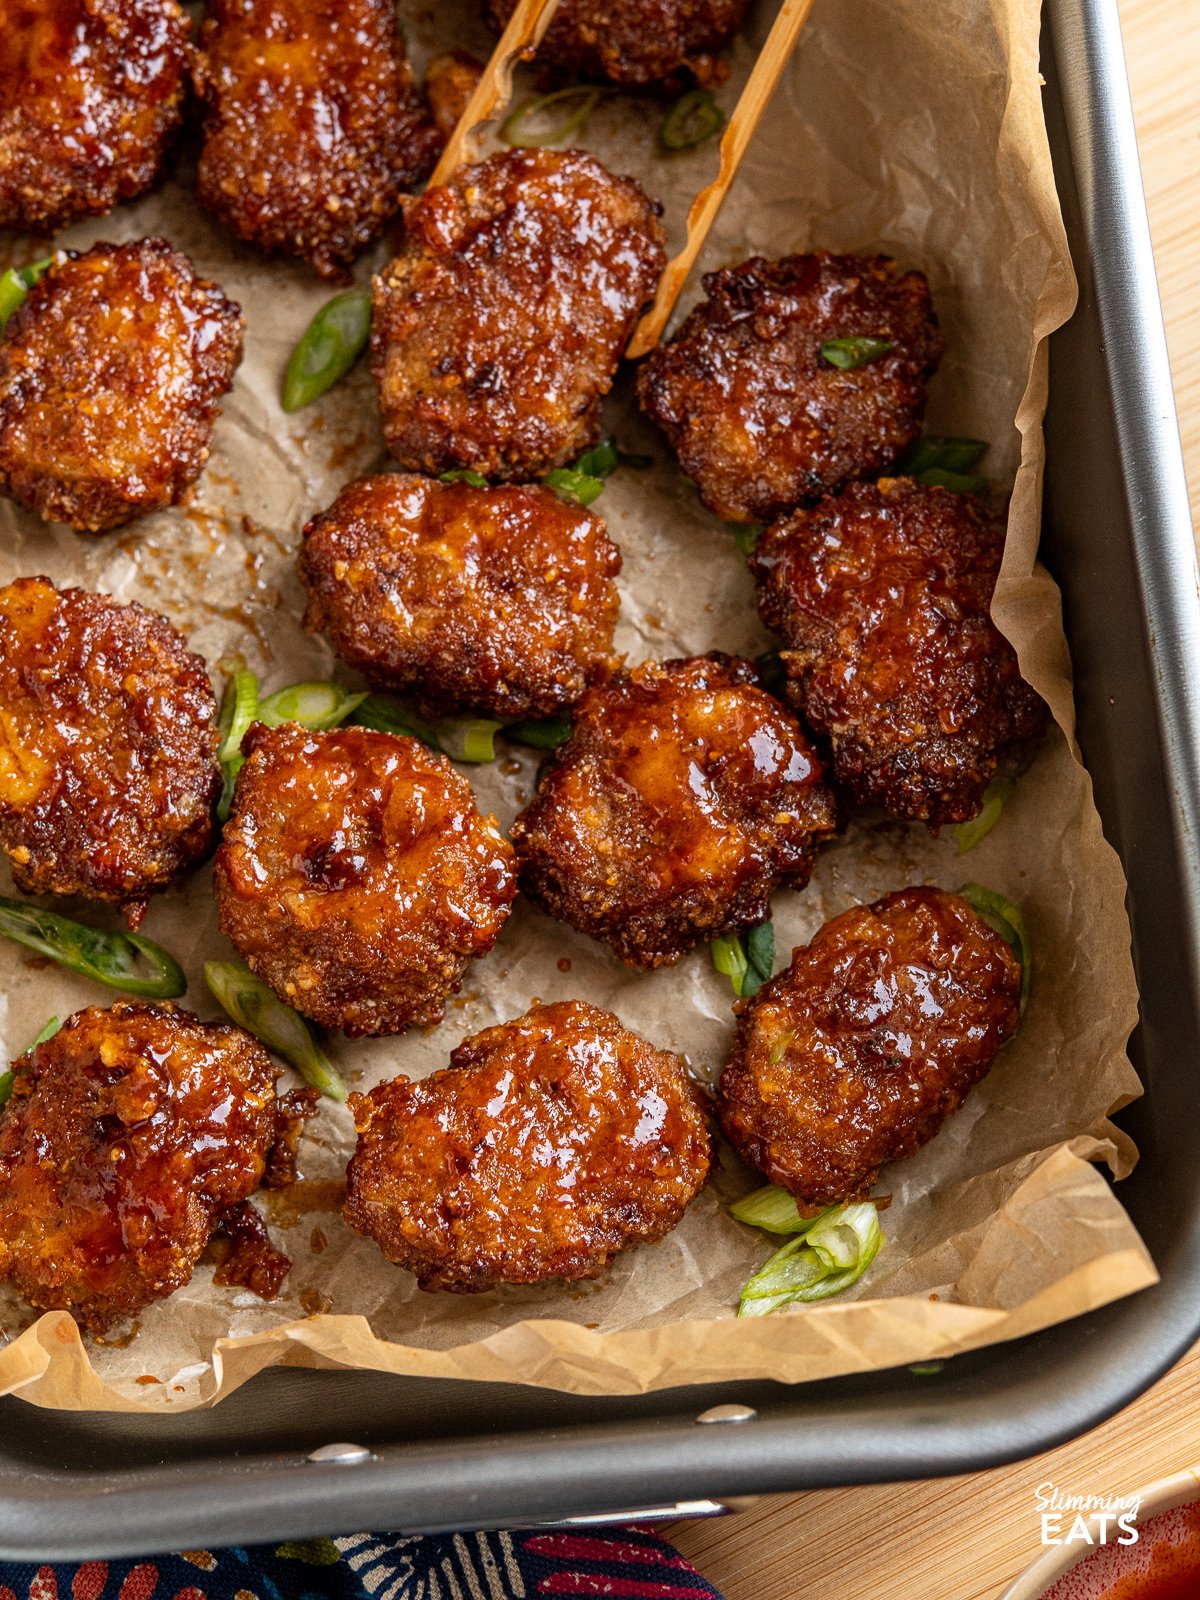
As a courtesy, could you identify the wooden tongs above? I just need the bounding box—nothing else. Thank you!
[432,0,818,354]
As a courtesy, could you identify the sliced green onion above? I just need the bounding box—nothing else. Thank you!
[909,1362,945,1376]
[282,289,372,413]
[959,882,1031,1013]
[660,88,725,151]
[500,86,604,149]
[731,522,764,558]
[712,921,773,998]
[439,719,502,764]
[0,256,54,329]
[730,1183,814,1234]
[738,1201,884,1316]
[350,694,443,751]
[204,960,345,1101]
[216,661,259,823]
[743,921,775,997]
[0,895,185,998]
[954,775,1015,854]
[505,714,572,750]
[571,439,654,479]
[543,467,605,507]
[439,468,488,488]
[257,681,367,731]
[711,931,749,994]
[0,1072,12,1109]
[29,1016,61,1049]
[895,436,988,477]
[820,337,893,371]
[916,467,988,494]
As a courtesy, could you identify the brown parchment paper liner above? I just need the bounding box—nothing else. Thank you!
[0,0,1156,1413]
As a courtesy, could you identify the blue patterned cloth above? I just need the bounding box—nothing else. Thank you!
[0,1526,725,1600]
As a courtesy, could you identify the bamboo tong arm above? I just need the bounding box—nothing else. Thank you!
[627,0,818,358]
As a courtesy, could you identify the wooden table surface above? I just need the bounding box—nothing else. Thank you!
[671,0,1200,1593]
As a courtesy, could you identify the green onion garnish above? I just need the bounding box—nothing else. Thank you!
[351,694,443,750]
[257,681,368,730]
[730,1183,814,1234]
[0,1073,12,1109]
[895,436,987,476]
[500,87,604,149]
[439,719,502,764]
[959,882,1031,1013]
[571,439,653,478]
[731,522,764,558]
[282,288,372,413]
[711,921,774,998]
[820,337,894,371]
[660,88,725,151]
[737,1200,884,1315]
[916,467,988,494]
[505,714,572,750]
[0,896,186,999]
[0,256,54,330]
[204,960,346,1101]
[439,469,489,487]
[29,1016,61,1049]
[543,467,606,507]
[953,775,1015,854]
[216,660,259,823]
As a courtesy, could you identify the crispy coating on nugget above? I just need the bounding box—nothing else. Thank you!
[0,1002,315,1332]
[344,1000,712,1291]
[511,655,839,968]
[637,253,944,524]
[0,578,220,927]
[193,0,440,279]
[425,52,485,139]
[214,722,517,1037]
[719,888,1022,1204]
[300,474,622,719]
[487,0,749,86]
[752,479,1046,826]
[0,240,243,533]
[371,148,667,480]
[0,0,189,234]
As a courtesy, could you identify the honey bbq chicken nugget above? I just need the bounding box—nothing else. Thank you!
[0,0,189,235]
[486,0,749,87]
[214,723,517,1037]
[511,655,839,968]
[0,239,243,533]
[751,479,1046,826]
[637,252,944,524]
[0,1002,316,1332]
[300,473,622,720]
[0,577,221,927]
[344,1000,712,1291]
[719,887,1023,1205]
[371,148,667,480]
[194,0,440,279]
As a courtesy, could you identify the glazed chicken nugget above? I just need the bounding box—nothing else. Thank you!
[511,655,839,968]
[752,479,1046,826]
[0,1002,315,1332]
[719,888,1022,1205]
[344,1000,712,1291]
[637,253,944,524]
[0,240,243,534]
[300,473,622,720]
[371,148,667,480]
[425,52,485,140]
[486,0,749,87]
[0,577,220,927]
[0,0,189,235]
[214,723,517,1037]
[194,0,440,280]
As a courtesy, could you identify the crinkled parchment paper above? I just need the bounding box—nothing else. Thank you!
[0,0,1156,1412]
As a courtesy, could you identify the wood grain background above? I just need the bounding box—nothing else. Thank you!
[670,0,1200,1592]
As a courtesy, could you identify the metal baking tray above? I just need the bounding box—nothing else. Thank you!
[2,0,1198,1559]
